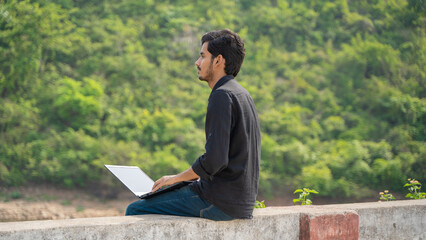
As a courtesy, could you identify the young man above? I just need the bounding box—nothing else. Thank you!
[126,29,261,221]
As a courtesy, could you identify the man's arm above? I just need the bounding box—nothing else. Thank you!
[151,167,199,192]
[191,90,232,180]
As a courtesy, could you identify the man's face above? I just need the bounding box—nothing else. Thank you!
[195,42,214,82]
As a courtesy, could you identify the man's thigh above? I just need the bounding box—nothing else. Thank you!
[125,186,210,217]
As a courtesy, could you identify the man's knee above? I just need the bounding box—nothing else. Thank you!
[125,200,145,216]
[125,201,135,216]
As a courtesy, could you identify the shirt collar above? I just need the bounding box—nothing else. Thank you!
[212,75,234,92]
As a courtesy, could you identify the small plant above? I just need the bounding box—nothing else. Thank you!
[379,190,395,201]
[293,188,319,205]
[404,178,426,200]
[254,200,266,208]
[11,191,22,199]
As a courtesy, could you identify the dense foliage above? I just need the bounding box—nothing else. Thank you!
[0,0,425,200]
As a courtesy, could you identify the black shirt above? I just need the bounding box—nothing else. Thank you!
[190,75,261,219]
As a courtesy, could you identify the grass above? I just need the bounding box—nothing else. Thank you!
[61,200,72,206]
[0,191,22,202]
[76,205,85,212]
[24,196,36,202]
[0,192,9,202]
[41,194,58,201]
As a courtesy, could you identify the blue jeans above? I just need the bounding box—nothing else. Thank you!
[125,186,234,221]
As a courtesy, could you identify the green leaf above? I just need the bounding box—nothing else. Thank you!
[254,200,266,208]
[294,189,303,194]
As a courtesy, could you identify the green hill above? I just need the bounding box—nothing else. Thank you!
[0,0,424,200]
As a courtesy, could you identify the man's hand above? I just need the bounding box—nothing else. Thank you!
[151,167,200,192]
[152,175,179,192]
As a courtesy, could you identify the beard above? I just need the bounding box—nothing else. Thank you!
[198,61,214,82]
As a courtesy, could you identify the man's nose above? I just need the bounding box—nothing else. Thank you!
[195,58,200,66]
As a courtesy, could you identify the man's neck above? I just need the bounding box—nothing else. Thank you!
[208,73,227,89]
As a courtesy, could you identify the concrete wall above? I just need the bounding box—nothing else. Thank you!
[326,200,426,240]
[0,199,425,240]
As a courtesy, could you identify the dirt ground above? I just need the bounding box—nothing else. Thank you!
[0,184,136,222]
[0,184,379,222]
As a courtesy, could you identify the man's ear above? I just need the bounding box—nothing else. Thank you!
[215,54,225,66]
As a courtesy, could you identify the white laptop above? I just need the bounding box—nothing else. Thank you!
[104,165,192,199]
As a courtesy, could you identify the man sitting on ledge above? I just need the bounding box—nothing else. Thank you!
[125,29,261,221]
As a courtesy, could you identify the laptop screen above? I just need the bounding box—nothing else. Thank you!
[105,165,154,196]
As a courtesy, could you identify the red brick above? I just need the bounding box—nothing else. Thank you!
[300,212,359,240]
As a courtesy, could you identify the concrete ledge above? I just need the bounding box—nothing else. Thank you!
[322,200,426,240]
[1,210,300,240]
[0,199,425,240]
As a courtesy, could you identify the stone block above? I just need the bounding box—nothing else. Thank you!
[299,211,359,240]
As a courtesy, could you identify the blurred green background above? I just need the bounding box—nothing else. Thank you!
[0,0,424,201]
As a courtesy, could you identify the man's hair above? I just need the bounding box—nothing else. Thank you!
[201,29,245,77]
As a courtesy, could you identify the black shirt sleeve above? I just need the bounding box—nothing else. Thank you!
[192,90,232,180]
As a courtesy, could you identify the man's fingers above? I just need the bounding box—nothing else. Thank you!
[152,183,161,192]
[152,178,163,192]
[151,175,176,192]
[151,178,161,192]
